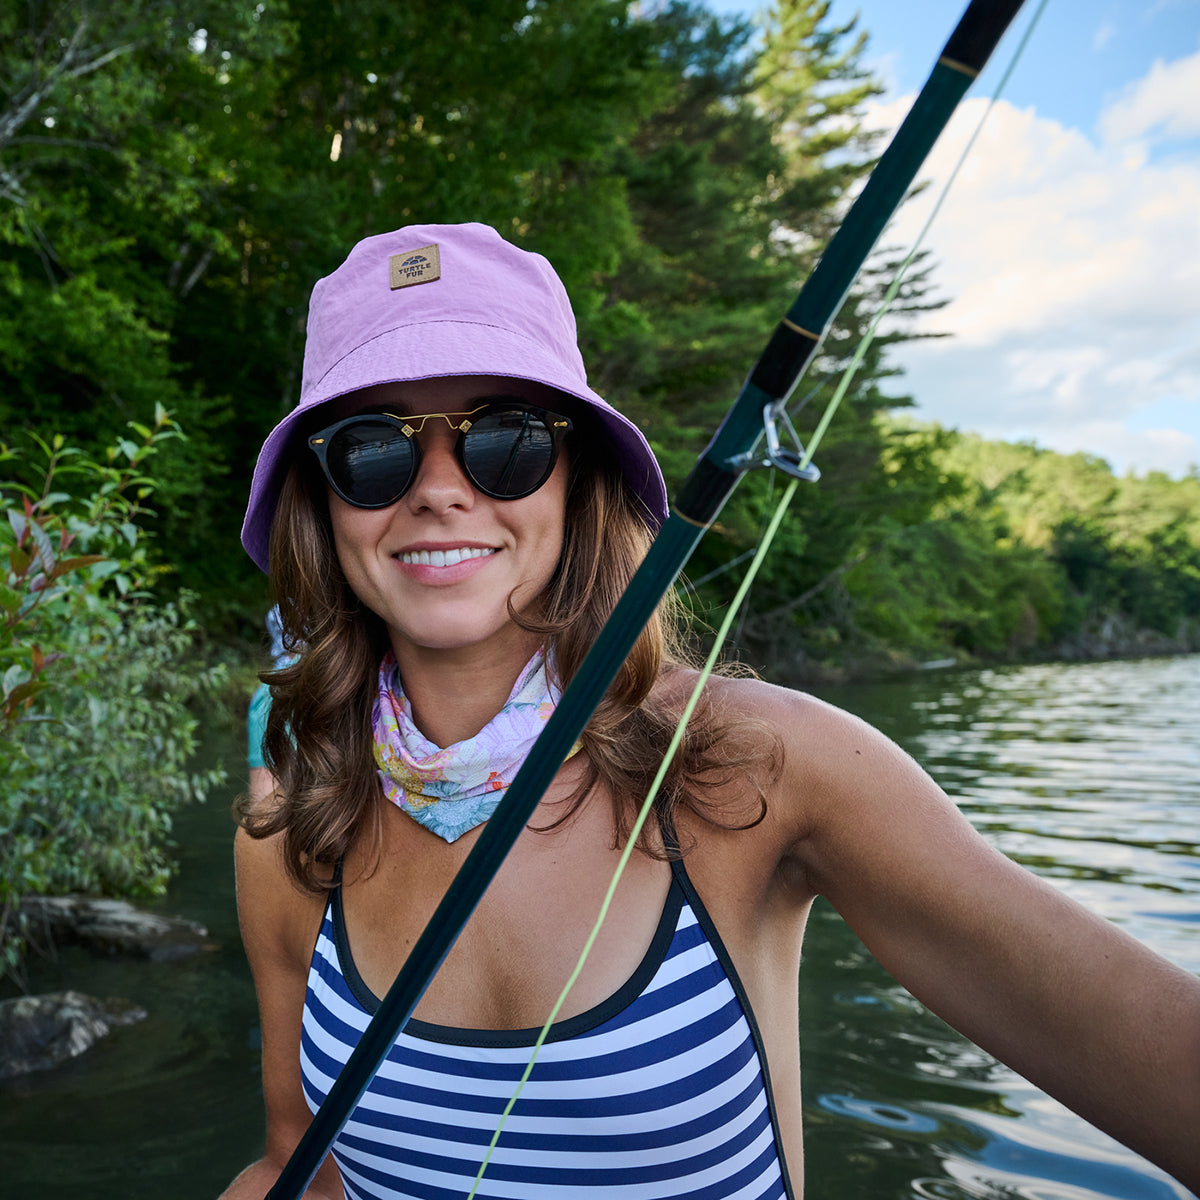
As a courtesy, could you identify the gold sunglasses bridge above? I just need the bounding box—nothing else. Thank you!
[309,403,569,452]
[389,407,486,439]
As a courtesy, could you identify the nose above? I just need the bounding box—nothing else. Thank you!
[403,424,474,515]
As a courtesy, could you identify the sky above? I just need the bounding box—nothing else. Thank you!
[704,0,1200,478]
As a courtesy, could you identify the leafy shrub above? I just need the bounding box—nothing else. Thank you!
[0,411,226,976]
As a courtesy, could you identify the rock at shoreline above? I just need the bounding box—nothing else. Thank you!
[18,896,212,962]
[0,990,147,1079]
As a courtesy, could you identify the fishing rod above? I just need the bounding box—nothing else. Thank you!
[266,1,1027,1194]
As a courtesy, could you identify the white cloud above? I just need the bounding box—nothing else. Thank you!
[1093,21,1116,51]
[1041,422,1199,478]
[857,83,1200,476]
[1098,43,1200,146]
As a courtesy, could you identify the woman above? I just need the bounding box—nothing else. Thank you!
[223,223,1200,1200]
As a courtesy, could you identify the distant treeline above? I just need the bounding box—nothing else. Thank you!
[3,0,1196,675]
[710,424,1200,681]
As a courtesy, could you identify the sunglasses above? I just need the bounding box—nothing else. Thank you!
[308,398,573,509]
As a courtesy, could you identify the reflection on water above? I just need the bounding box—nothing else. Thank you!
[0,657,1196,1198]
[806,655,1200,1199]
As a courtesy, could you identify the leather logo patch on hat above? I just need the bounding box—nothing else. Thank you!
[389,244,441,289]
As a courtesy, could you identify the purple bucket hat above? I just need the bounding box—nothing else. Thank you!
[241,222,667,571]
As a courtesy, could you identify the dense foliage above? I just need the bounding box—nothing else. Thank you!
[2,0,1197,679]
[725,423,1200,677]
[0,415,225,972]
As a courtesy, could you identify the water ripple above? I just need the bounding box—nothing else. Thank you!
[898,656,1200,974]
[808,656,1200,1197]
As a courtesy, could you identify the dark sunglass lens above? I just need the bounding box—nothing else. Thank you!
[462,410,555,497]
[326,419,416,506]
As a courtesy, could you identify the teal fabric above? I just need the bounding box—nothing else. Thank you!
[247,681,273,768]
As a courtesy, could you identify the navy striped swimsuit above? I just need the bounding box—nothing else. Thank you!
[300,859,794,1199]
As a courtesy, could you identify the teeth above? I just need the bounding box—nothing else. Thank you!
[399,547,496,567]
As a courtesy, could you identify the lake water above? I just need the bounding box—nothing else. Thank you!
[2,655,1197,1198]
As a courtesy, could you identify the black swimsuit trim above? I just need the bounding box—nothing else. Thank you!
[330,871,684,1048]
[667,857,798,1200]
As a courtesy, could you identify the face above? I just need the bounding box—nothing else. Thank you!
[324,376,569,667]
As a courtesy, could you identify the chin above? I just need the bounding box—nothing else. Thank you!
[389,616,535,656]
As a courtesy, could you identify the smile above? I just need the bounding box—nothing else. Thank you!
[396,547,498,567]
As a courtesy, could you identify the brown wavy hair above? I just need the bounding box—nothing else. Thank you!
[238,417,780,892]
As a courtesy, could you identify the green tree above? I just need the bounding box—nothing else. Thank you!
[613,1,964,672]
[0,414,225,975]
[911,425,1200,660]
[2,0,683,618]
[0,0,299,615]
[2,0,957,659]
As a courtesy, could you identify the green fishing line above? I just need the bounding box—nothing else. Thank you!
[471,8,1056,1196]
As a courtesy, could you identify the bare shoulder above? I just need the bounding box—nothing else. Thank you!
[668,669,919,797]
[701,670,845,724]
[664,666,882,738]
[668,670,977,880]
[234,825,328,970]
[660,674,1200,1192]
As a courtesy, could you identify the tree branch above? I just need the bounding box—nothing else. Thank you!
[62,42,137,82]
[179,245,215,298]
[0,15,136,153]
[6,135,118,152]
